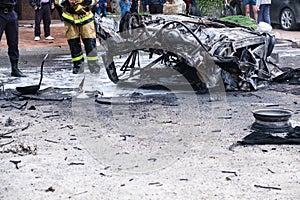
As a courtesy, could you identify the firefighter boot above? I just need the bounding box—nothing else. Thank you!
[73,59,84,74]
[82,38,100,73]
[68,38,84,74]
[88,61,100,74]
[11,62,26,77]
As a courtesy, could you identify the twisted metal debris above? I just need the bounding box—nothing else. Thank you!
[96,13,283,91]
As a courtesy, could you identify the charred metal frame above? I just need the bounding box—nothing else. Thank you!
[96,13,283,91]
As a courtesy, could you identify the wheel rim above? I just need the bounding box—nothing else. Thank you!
[281,9,293,29]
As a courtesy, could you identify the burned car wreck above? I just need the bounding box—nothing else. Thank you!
[97,13,284,91]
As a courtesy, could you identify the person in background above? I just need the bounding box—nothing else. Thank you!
[93,0,108,17]
[256,0,271,24]
[141,0,149,12]
[243,0,257,22]
[30,0,55,41]
[56,0,100,74]
[147,0,166,14]
[0,0,26,77]
[130,0,138,13]
[189,0,197,9]
[188,0,201,16]
[183,0,191,14]
[119,0,131,18]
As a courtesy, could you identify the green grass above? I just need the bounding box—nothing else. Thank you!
[138,11,150,15]
[219,15,257,30]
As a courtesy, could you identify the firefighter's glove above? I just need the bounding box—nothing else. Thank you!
[74,4,86,14]
[74,0,84,4]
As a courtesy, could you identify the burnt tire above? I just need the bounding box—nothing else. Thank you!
[172,61,206,91]
[106,62,119,83]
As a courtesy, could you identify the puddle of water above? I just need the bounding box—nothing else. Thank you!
[0,52,192,98]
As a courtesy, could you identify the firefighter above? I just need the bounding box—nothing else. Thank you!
[56,0,100,74]
[0,0,26,77]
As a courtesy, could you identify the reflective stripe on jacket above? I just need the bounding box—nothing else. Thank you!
[62,11,94,26]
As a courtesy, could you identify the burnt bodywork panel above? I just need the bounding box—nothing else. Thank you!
[96,13,283,91]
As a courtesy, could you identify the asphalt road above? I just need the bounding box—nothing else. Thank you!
[0,20,300,199]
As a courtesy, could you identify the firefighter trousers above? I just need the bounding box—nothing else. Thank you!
[64,19,98,66]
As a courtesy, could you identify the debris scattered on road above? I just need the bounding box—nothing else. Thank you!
[44,139,59,144]
[0,129,17,138]
[1,101,28,110]
[147,158,157,162]
[0,140,15,148]
[238,128,300,145]
[179,178,189,181]
[45,186,55,192]
[254,184,281,190]
[252,108,293,133]
[1,143,37,155]
[68,191,88,198]
[0,80,4,94]
[9,160,21,169]
[73,146,82,151]
[60,125,73,129]
[68,162,85,166]
[21,122,30,131]
[148,182,163,186]
[28,105,36,110]
[43,114,60,119]
[120,134,135,141]
[98,13,285,91]
[221,170,238,176]
[4,117,14,127]
[267,168,275,174]
[99,172,106,176]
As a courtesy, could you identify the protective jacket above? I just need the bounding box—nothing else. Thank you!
[56,0,100,74]
[58,0,96,25]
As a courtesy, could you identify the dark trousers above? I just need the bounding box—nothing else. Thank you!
[142,0,150,12]
[257,4,270,24]
[130,0,139,13]
[34,3,51,37]
[149,4,163,14]
[0,10,19,63]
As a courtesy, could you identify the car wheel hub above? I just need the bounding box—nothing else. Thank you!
[281,10,293,29]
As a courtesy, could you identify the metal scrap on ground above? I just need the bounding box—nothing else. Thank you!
[96,13,297,92]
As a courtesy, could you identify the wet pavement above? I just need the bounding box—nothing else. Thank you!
[1,20,300,200]
[0,19,194,98]
[0,19,300,98]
